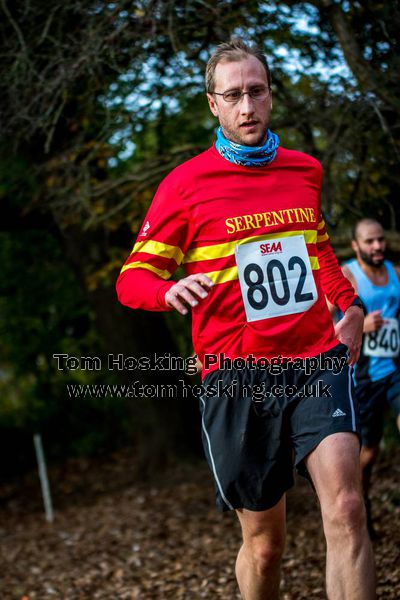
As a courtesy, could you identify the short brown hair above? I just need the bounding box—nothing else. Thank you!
[205,38,271,93]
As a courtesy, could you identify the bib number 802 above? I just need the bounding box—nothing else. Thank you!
[244,256,313,310]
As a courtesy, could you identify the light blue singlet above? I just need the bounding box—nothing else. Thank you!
[346,259,400,382]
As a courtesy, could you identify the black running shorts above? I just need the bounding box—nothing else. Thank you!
[355,370,400,447]
[200,343,360,512]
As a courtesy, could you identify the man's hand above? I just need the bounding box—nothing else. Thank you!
[334,305,364,366]
[187,353,203,375]
[165,274,214,315]
[363,310,384,333]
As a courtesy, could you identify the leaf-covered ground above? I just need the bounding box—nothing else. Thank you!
[1,446,399,599]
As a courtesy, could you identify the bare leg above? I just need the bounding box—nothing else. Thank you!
[305,433,376,600]
[360,445,379,495]
[359,444,379,537]
[235,496,286,600]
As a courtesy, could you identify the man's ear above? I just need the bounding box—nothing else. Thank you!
[207,93,219,117]
[351,239,358,253]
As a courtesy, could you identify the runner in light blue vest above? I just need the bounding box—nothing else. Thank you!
[342,218,400,538]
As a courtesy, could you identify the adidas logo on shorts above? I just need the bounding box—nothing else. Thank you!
[332,408,346,417]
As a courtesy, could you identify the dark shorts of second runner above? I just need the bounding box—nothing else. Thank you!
[355,369,400,447]
[200,343,360,512]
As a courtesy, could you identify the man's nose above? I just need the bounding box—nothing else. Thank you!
[240,92,255,114]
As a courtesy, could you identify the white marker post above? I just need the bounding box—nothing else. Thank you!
[33,433,54,522]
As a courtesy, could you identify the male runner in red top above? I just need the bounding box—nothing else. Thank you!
[117,39,375,600]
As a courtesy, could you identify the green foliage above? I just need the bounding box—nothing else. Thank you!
[0,229,102,434]
[0,231,87,372]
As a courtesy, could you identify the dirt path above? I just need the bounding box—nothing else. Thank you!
[1,447,399,599]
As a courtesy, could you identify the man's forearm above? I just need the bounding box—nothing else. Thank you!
[318,244,357,312]
[116,268,175,311]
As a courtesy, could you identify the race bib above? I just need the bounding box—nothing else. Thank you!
[235,234,318,322]
[363,318,400,358]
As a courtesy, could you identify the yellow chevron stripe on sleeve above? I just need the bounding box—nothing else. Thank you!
[204,266,239,284]
[317,232,329,243]
[120,261,172,280]
[317,220,326,230]
[309,256,320,270]
[132,239,184,264]
[203,256,320,286]
[184,230,318,264]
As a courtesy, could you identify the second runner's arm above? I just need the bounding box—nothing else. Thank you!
[316,216,363,365]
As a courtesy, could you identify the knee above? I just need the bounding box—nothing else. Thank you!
[324,490,365,537]
[360,446,379,469]
[246,537,285,576]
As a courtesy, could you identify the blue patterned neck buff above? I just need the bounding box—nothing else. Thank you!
[215,126,279,167]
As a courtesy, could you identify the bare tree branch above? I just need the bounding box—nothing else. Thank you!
[1,0,27,52]
[318,0,399,112]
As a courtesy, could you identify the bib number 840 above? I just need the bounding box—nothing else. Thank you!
[245,256,313,310]
[363,318,400,357]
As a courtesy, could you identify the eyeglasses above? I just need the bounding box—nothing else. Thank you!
[213,85,270,103]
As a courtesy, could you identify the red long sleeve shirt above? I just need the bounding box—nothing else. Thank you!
[117,145,356,376]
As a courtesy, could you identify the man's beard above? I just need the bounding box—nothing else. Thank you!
[360,249,385,268]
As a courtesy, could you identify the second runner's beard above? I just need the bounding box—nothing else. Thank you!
[360,249,385,268]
